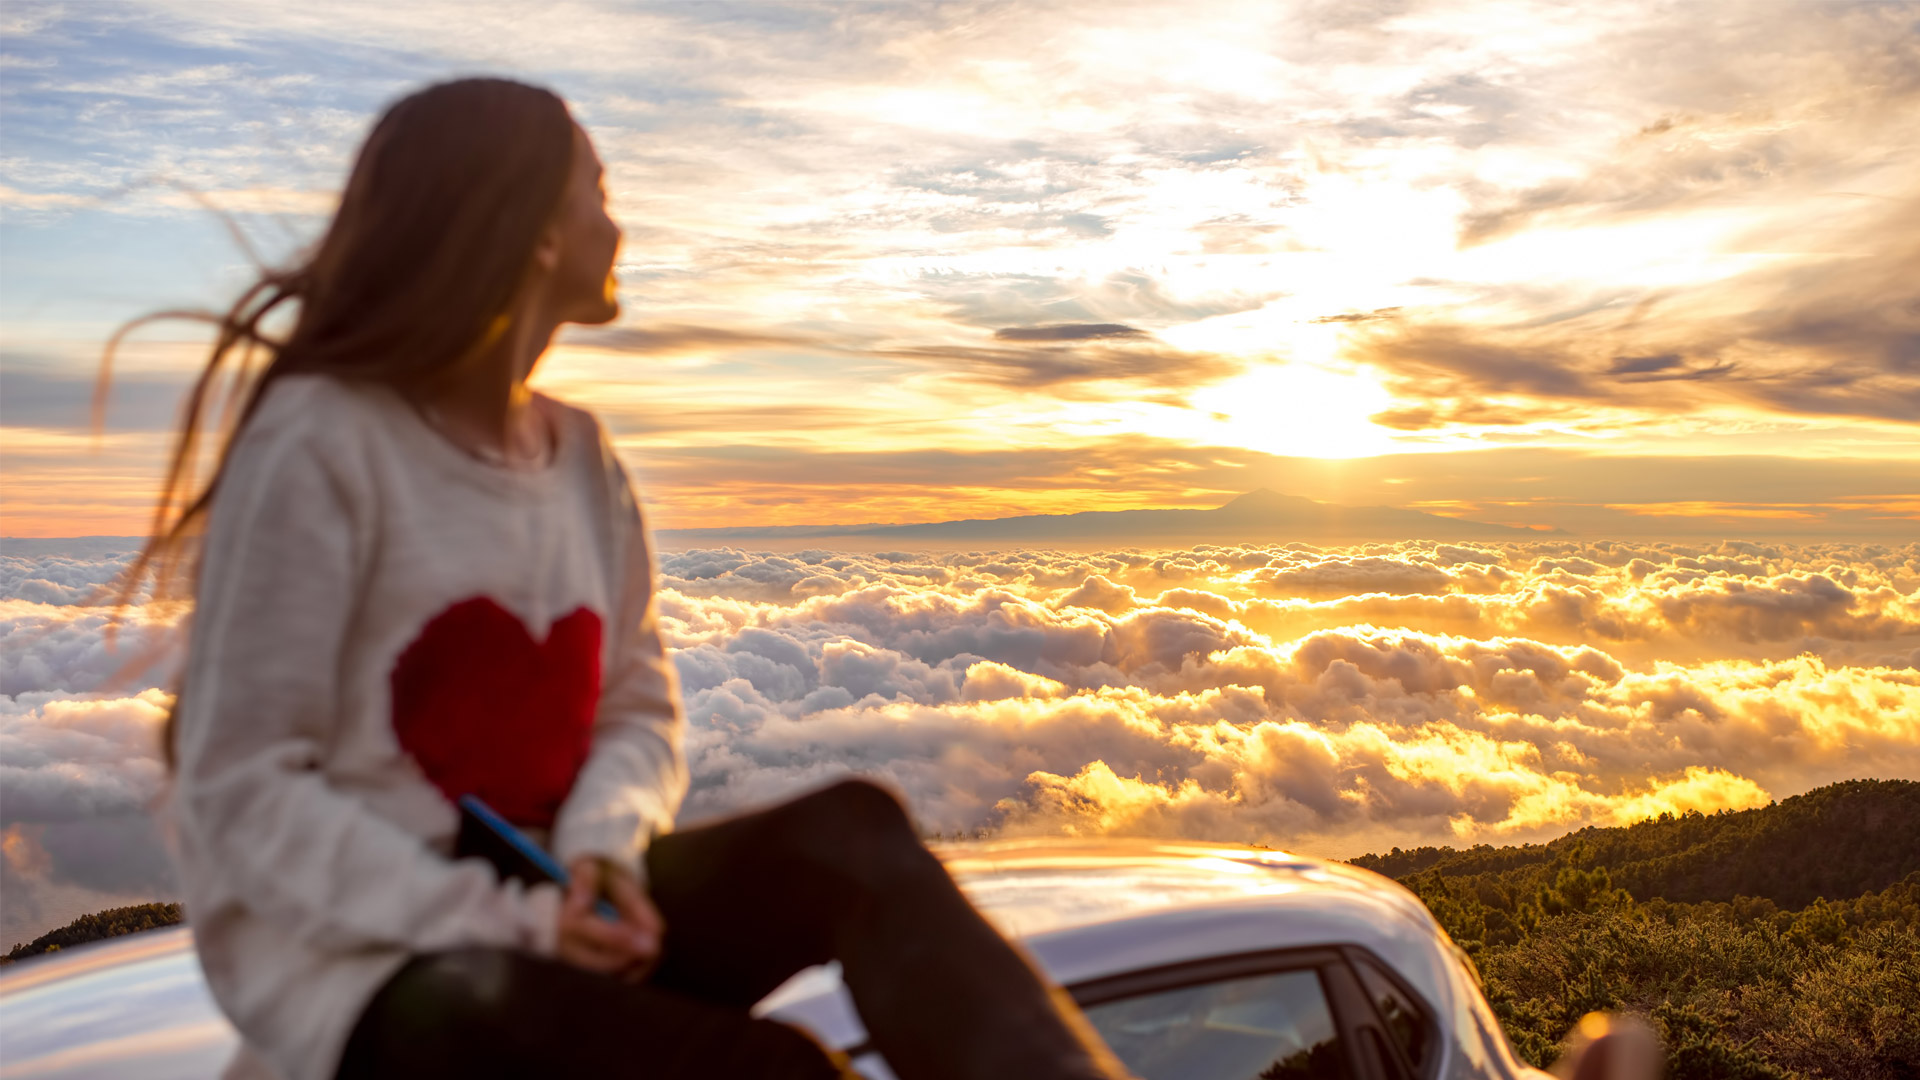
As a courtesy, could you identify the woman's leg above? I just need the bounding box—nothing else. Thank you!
[644,778,1130,1080]
[334,947,850,1080]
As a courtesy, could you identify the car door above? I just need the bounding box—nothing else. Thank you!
[1068,945,1442,1080]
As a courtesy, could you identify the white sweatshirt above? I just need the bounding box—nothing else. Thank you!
[165,374,687,1080]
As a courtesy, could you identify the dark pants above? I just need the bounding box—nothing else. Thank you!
[336,779,1129,1080]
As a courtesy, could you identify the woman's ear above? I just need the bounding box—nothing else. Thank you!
[530,222,562,275]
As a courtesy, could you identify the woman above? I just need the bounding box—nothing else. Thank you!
[136,78,1130,1080]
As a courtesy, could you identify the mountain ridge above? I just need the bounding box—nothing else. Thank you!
[657,488,1560,543]
[1349,777,1920,909]
[1345,779,1920,1079]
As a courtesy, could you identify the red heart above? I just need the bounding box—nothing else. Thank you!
[389,597,602,828]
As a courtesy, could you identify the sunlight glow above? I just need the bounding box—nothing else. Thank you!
[1184,361,1398,459]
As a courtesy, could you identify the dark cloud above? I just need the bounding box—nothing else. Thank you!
[1350,196,1920,426]
[1724,221,1920,421]
[0,363,190,432]
[632,438,1263,501]
[1609,354,1683,376]
[1351,327,1594,399]
[565,320,1213,398]
[18,818,177,895]
[883,340,1236,392]
[992,324,1145,342]
[0,685,176,908]
[1608,356,1735,383]
[1311,309,1400,325]
[564,323,815,354]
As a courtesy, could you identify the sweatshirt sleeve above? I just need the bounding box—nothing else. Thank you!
[171,406,560,956]
[550,437,688,877]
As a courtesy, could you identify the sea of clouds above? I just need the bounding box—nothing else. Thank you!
[4,539,1919,945]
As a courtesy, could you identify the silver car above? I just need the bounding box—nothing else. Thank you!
[0,839,1551,1080]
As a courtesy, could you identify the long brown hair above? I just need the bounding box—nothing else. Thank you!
[100,78,576,756]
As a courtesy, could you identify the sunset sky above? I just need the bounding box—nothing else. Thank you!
[3,3,1920,950]
[3,0,1917,536]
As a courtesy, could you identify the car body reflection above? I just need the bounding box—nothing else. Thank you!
[0,839,1550,1080]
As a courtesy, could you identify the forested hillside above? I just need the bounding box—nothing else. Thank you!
[1353,779,1920,1080]
[1,903,183,965]
[1353,779,1920,910]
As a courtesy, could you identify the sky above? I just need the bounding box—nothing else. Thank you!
[2,0,1917,536]
[3,2,1920,948]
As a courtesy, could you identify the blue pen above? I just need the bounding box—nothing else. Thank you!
[457,795,620,921]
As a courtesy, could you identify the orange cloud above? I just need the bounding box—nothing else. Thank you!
[1607,500,1920,522]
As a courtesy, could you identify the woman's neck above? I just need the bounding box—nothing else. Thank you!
[416,313,559,469]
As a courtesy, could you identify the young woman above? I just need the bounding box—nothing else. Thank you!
[139,78,1130,1080]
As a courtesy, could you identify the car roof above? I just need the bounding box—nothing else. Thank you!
[0,838,1529,1080]
[938,838,1457,990]
[759,839,1476,1043]
[936,836,1443,945]
[0,928,235,1079]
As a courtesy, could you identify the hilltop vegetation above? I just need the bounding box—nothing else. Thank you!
[2,903,183,965]
[1353,779,1920,912]
[1354,779,1920,1080]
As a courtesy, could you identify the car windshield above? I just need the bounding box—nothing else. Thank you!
[1080,968,1349,1080]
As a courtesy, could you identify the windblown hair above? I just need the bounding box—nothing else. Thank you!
[103,77,574,606]
[98,78,576,760]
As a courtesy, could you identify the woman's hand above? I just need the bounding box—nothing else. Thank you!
[555,855,664,982]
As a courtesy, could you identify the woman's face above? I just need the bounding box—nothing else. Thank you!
[541,124,623,326]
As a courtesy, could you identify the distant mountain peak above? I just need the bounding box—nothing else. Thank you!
[1219,488,1316,511]
[657,487,1558,543]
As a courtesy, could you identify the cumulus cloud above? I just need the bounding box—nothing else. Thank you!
[645,540,1920,850]
[0,690,177,906]
[4,540,1919,944]
[1,552,184,697]
[0,551,139,606]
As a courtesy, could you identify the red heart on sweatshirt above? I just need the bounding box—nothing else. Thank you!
[389,597,602,829]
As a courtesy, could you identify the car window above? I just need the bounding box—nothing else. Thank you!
[1080,968,1350,1080]
[1351,954,1433,1076]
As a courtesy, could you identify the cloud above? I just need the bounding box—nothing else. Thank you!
[0,691,177,901]
[1454,16,1920,248]
[1311,309,1400,325]
[0,363,193,433]
[0,552,139,605]
[881,339,1239,394]
[641,540,1920,851]
[1350,188,1920,430]
[1251,556,1457,598]
[565,323,817,355]
[916,269,1280,333]
[992,324,1146,342]
[1,554,184,696]
[4,543,1919,941]
[11,3,1920,542]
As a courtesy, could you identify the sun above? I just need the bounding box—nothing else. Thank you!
[1046,321,1404,460]
[1185,360,1399,459]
